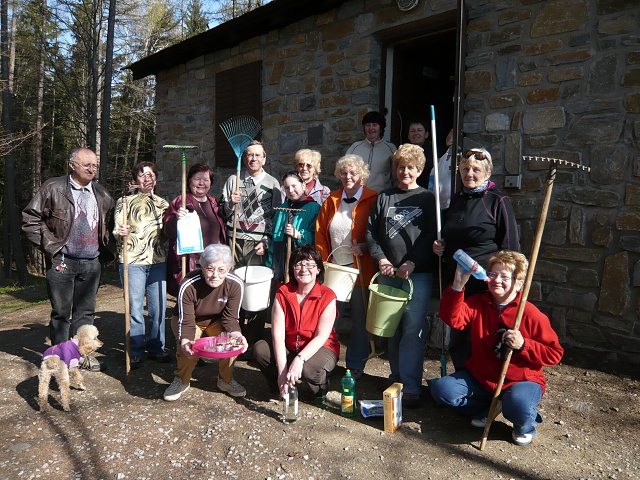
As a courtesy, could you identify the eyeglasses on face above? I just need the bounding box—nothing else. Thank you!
[204,266,228,275]
[293,262,318,271]
[246,153,264,159]
[74,161,99,171]
[487,272,512,282]
[340,170,360,178]
[297,163,314,169]
[465,150,489,161]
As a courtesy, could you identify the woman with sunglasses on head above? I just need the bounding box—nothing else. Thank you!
[433,147,520,371]
[288,149,330,205]
[254,245,339,399]
[431,250,563,446]
[268,171,321,283]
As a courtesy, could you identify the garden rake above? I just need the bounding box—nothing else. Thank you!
[163,144,198,274]
[479,155,590,450]
[219,115,262,266]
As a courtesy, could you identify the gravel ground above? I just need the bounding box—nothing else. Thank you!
[1,281,639,480]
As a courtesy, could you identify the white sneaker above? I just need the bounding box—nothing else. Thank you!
[217,376,246,397]
[512,431,533,446]
[163,376,190,401]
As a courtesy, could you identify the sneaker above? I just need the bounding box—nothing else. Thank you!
[130,355,142,369]
[512,431,533,446]
[148,351,172,363]
[217,376,246,397]
[471,399,502,428]
[163,377,190,401]
[403,393,421,409]
[79,354,103,372]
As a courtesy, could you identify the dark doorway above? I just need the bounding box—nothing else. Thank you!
[389,28,457,159]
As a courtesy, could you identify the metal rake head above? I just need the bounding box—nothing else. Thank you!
[219,115,262,162]
[523,155,590,172]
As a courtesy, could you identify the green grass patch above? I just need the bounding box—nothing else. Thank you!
[0,275,49,313]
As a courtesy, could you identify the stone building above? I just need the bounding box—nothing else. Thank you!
[129,0,640,374]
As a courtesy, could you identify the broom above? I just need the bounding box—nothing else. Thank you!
[219,115,262,266]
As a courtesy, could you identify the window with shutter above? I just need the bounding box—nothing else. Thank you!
[215,61,262,168]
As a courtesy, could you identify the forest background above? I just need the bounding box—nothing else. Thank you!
[0,0,272,286]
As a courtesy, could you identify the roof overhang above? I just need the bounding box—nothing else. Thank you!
[127,0,346,80]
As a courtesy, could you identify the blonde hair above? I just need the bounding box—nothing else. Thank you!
[392,144,426,171]
[487,250,528,281]
[460,148,493,177]
[334,154,370,182]
[294,149,322,178]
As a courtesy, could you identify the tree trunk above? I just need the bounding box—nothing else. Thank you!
[99,0,116,183]
[32,0,47,275]
[1,0,28,284]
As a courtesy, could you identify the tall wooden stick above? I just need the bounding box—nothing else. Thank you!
[181,151,187,274]
[231,170,241,267]
[122,194,131,384]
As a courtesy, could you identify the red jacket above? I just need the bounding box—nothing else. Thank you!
[315,186,377,287]
[275,282,340,357]
[440,287,564,394]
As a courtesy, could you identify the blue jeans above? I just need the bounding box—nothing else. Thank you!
[379,272,432,395]
[47,254,101,345]
[340,285,369,372]
[119,263,167,356]
[431,370,543,435]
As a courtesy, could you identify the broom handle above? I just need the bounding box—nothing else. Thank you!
[231,169,241,268]
[480,162,556,450]
[181,152,187,274]
[122,196,131,383]
[284,211,293,283]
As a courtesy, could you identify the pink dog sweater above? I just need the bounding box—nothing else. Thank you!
[42,339,81,369]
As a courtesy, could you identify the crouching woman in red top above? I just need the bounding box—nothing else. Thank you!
[430,250,563,446]
[253,244,339,399]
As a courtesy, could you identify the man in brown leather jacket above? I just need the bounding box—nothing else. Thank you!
[23,148,114,356]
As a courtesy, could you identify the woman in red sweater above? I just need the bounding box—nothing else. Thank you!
[431,250,563,446]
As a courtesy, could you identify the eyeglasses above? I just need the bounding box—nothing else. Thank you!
[293,262,318,271]
[297,163,313,169]
[465,150,489,161]
[487,272,512,282]
[73,161,99,171]
[340,170,360,178]
[246,154,264,159]
[204,266,228,275]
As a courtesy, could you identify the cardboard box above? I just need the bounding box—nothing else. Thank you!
[383,382,403,432]
[359,400,384,418]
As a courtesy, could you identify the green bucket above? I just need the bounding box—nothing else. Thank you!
[365,272,413,337]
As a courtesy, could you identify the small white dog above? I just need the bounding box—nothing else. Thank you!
[38,325,103,411]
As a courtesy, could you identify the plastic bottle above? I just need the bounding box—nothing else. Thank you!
[341,370,356,418]
[453,249,489,282]
[283,383,298,424]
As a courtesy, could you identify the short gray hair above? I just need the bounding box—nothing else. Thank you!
[334,154,370,182]
[199,244,233,270]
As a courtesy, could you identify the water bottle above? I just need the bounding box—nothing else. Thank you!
[283,383,298,424]
[341,370,356,418]
[453,249,489,282]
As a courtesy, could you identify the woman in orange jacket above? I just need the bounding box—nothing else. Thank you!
[315,154,377,379]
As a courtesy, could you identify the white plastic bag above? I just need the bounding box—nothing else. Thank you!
[176,211,204,255]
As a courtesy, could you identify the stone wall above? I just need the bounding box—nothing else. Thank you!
[151,0,640,374]
[463,0,640,373]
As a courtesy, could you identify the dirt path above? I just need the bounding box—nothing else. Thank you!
[1,280,639,480]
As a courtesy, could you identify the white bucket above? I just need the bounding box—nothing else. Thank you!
[234,266,274,312]
[323,262,359,302]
